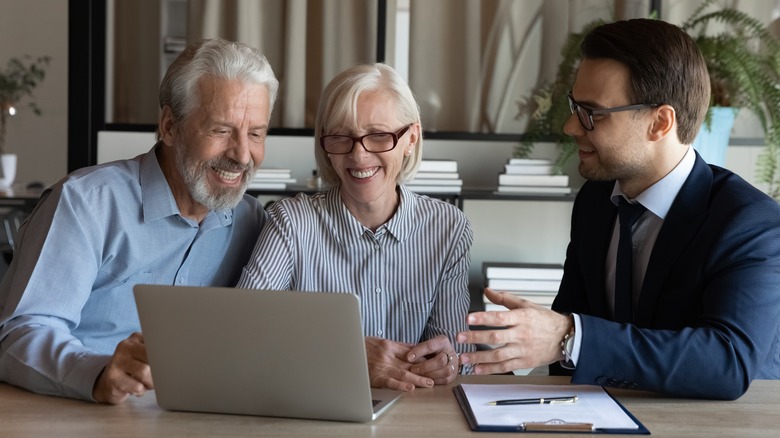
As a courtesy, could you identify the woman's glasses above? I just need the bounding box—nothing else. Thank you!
[320,125,412,154]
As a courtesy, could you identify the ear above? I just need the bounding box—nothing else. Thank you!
[648,105,675,142]
[158,105,177,146]
[405,122,421,155]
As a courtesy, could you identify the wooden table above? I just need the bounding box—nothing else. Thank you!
[1,375,777,437]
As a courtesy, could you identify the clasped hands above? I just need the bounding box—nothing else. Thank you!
[366,334,459,392]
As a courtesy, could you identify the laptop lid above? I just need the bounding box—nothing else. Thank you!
[133,285,402,422]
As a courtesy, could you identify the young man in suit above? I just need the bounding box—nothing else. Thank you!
[457,18,780,400]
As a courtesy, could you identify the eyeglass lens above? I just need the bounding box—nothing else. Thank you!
[568,94,594,130]
[321,125,411,154]
[323,133,397,154]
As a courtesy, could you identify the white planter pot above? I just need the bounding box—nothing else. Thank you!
[0,154,17,188]
[692,107,737,167]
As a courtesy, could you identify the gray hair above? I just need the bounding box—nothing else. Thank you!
[157,38,279,140]
[314,63,422,186]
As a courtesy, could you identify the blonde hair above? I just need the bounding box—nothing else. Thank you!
[314,63,422,186]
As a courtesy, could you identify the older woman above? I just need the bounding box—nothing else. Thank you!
[237,63,474,392]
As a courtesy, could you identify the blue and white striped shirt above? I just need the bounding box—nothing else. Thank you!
[238,185,475,355]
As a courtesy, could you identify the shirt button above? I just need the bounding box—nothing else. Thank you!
[178,278,184,284]
[376,329,383,336]
[375,287,382,293]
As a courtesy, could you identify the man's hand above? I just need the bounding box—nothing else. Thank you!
[405,335,460,385]
[365,337,434,392]
[456,288,572,374]
[92,332,154,404]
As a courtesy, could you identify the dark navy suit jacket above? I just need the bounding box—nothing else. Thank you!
[551,154,780,400]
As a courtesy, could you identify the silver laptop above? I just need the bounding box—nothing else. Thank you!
[133,285,402,422]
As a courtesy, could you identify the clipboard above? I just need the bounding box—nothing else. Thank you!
[453,384,649,434]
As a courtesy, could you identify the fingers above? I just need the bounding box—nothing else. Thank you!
[92,332,154,404]
[367,336,461,389]
[371,367,434,392]
[457,304,573,375]
[403,336,459,384]
[410,351,459,384]
[483,287,526,309]
[366,336,415,360]
[458,345,536,375]
[405,335,451,363]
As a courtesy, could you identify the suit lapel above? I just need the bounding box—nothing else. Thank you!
[635,155,712,326]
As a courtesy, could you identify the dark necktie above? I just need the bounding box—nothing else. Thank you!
[615,197,646,323]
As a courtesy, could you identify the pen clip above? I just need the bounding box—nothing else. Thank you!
[549,396,578,404]
[522,419,594,432]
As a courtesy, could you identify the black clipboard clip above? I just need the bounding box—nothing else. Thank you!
[522,418,595,432]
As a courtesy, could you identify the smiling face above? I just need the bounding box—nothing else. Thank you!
[327,89,418,217]
[160,76,270,217]
[564,58,657,186]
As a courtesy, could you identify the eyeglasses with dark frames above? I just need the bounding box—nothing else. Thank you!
[567,91,662,131]
[319,124,412,154]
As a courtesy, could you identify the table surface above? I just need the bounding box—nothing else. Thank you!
[1,375,777,437]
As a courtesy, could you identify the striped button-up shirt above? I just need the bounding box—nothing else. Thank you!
[238,184,475,355]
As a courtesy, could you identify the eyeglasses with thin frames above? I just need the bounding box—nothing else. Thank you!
[319,125,412,154]
[567,91,661,131]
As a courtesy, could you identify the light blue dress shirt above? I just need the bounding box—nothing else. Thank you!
[0,146,266,401]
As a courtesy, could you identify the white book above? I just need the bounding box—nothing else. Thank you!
[248,182,288,190]
[487,278,560,292]
[484,263,564,280]
[498,174,569,187]
[484,301,552,311]
[413,172,460,179]
[251,177,297,183]
[253,172,293,179]
[484,293,556,307]
[418,160,458,173]
[504,164,555,175]
[507,158,552,165]
[406,185,462,193]
[496,185,572,195]
[255,168,292,174]
[406,178,463,186]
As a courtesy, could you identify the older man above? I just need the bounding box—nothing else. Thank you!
[0,38,278,404]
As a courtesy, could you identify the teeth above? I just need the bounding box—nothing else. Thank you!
[350,167,378,179]
[214,168,241,181]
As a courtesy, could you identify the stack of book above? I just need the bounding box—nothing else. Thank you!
[496,158,571,195]
[406,159,463,194]
[248,168,297,190]
[481,262,564,311]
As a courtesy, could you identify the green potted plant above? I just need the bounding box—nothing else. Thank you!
[519,0,780,197]
[0,55,50,188]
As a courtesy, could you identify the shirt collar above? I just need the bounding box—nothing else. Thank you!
[611,145,696,220]
[139,144,232,227]
[327,184,415,243]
